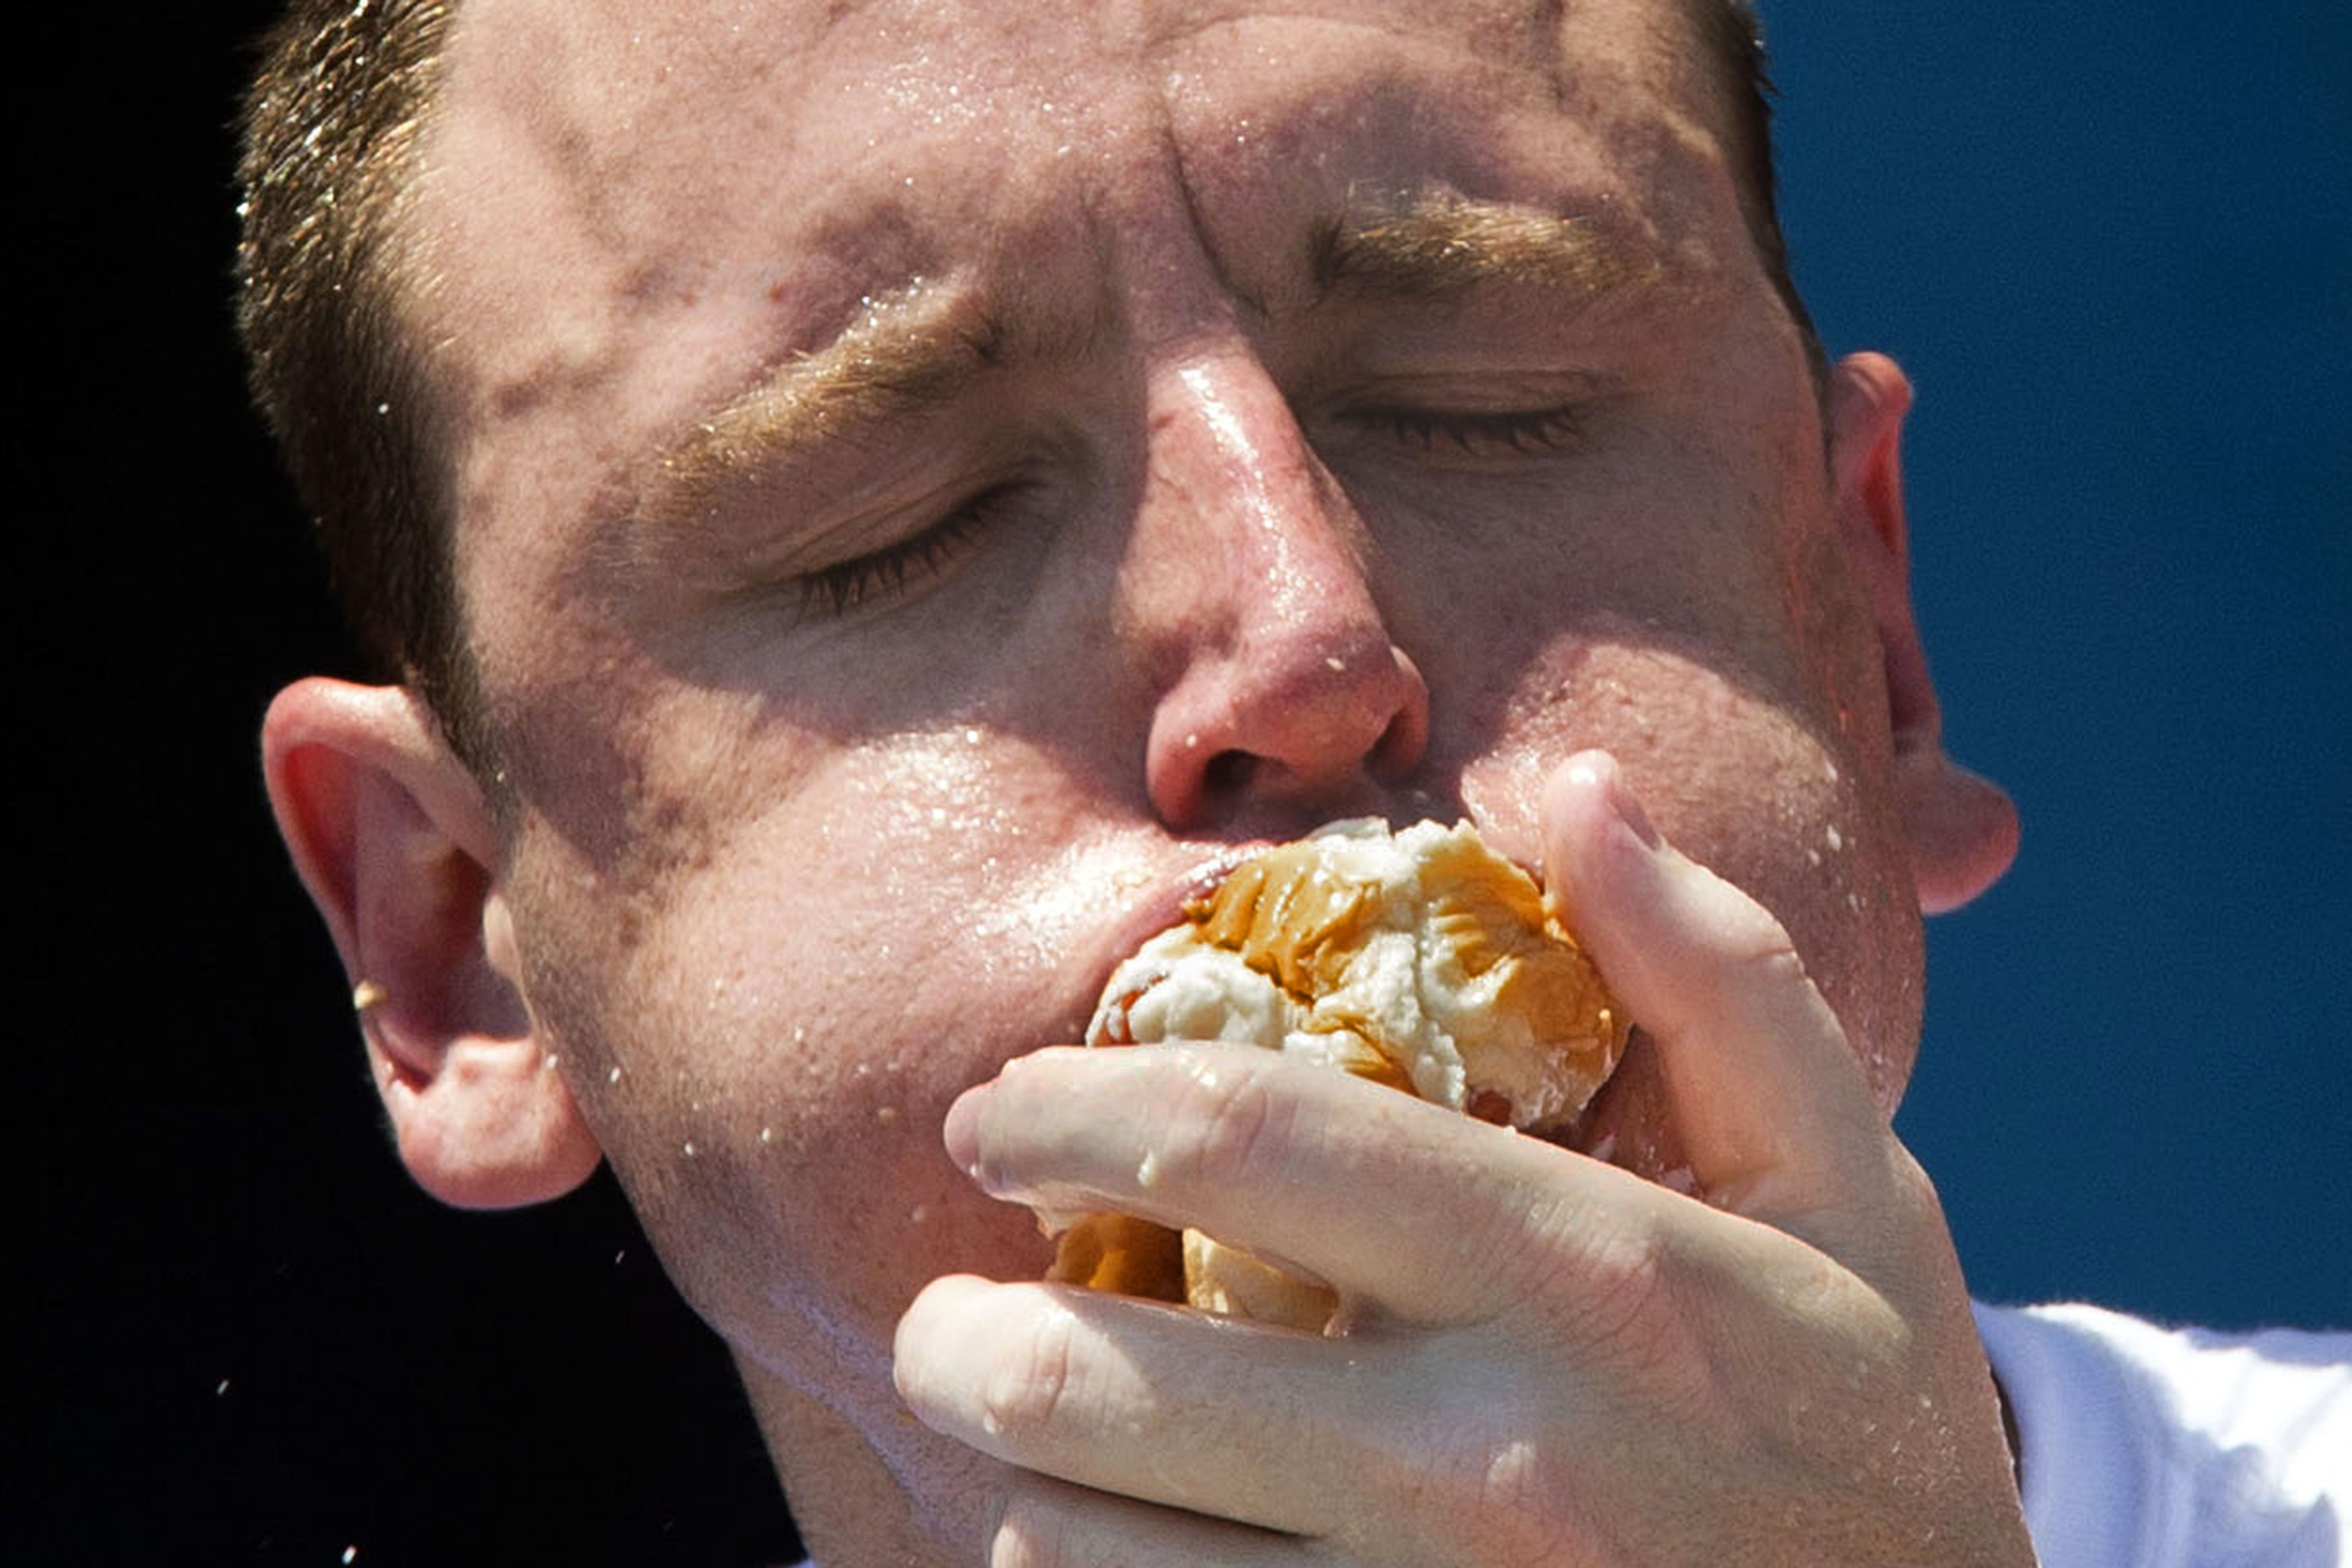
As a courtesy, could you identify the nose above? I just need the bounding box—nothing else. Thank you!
[1131,359,1430,829]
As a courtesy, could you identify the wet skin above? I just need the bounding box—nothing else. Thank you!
[267,0,2028,1559]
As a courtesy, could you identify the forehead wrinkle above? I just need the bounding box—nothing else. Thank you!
[1311,189,1663,303]
[1129,0,1561,61]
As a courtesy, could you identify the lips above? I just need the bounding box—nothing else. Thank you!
[1056,841,1271,1040]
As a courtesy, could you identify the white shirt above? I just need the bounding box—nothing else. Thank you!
[1977,1302,2351,1566]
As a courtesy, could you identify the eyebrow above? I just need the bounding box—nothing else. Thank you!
[642,194,1656,528]
[641,285,1036,532]
[1310,191,1659,304]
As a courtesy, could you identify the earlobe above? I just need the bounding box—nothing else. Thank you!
[1828,353,2021,915]
[262,678,602,1208]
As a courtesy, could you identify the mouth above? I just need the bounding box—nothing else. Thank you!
[1558,1027,1690,1183]
[1056,840,1270,1040]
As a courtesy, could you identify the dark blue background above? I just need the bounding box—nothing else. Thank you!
[1771,1,2349,1328]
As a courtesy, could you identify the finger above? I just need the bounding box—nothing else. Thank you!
[1541,752,1892,1215]
[944,1043,1683,1326]
[895,1273,1366,1540]
[983,1465,1322,1567]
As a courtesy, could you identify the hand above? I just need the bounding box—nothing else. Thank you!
[895,753,2034,1566]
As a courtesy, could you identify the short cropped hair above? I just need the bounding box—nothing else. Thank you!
[235,0,1809,771]
[237,0,483,760]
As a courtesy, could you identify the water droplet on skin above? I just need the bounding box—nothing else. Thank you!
[1824,824,1844,852]
[909,1203,931,1224]
[760,1126,774,1144]
[609,1066,622,1084]
[683,1141,697,1157]
[1136,1150,1161,1187]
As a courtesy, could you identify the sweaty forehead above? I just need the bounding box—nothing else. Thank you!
[451,0,1652,111]
[426,0,1693,267]
[416,0,1718,454]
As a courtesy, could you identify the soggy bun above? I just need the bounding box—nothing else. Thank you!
[1049,820,1628,1330]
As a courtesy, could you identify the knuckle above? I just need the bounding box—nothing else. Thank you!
[1466,1439,1588,1568]
[987,1487,1072,1568]
[1513,1208,1685,1373]
[1568,1232,1692,1382]
[1161,1054,1296,1190]
[1882,1140,1944,1223]
[977,1301,1083,1446]
[1728,930,1809,987]
[1875,1140,1967,1277]
[1390,1415,1589,1568]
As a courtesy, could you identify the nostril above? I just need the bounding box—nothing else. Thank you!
[1370,649,1431,778]
[1201,750,1256,799]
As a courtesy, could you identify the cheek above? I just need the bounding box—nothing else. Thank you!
[495,723,1105,1383]
[1457,638,1923,1105]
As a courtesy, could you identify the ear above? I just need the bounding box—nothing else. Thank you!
[1828,352,2021,914]
[262,677,602,1207]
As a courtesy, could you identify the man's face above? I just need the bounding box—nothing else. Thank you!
[416,0,1916,1496]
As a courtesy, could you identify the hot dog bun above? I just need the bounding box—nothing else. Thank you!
[1049,820,1628,1330]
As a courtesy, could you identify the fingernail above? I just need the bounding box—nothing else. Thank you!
[1604,764,1662,851]
[943,1082,991,1177]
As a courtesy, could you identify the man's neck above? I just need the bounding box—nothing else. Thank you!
[736,1350,988,1567]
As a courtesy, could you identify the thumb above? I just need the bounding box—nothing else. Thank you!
[1542,752,1891,1222]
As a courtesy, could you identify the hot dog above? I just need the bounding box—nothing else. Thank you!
[1050,819,1628,1329]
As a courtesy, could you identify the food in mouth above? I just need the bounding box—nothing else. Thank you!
[1049,819,1629,1330]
